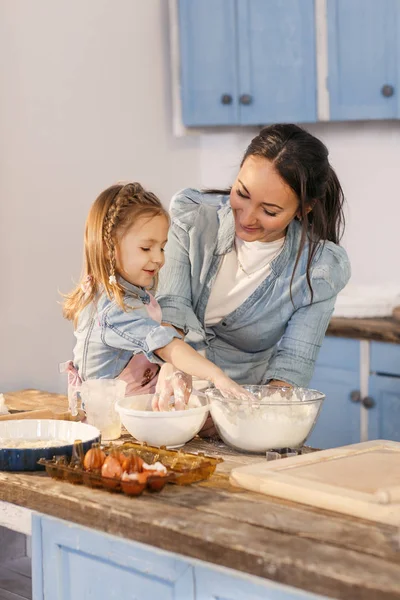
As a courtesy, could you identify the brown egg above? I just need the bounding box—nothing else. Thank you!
[83,445,106,471]
[130,454,144,473]
[120,455,132,473]
[101,455,123,479]
[136,472,150,484]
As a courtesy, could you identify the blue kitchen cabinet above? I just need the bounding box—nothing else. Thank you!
[32,514,195,600]
[307,367,361,450]
[327,0,400,120]
[307,337,361,449]
[368,374,400,441]
[177,0,400,126]
[307,337,400,449]
[178,0,317,126]
[236,0,317,125]
[178,0,239,126]
[32,515,328,600]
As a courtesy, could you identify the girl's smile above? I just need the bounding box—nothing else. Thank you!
[115,214,169,288]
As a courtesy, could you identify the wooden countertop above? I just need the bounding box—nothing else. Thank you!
[1,390,400,600]
[327,316,400,344]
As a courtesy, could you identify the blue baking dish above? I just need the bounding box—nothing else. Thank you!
[0,420,100,471]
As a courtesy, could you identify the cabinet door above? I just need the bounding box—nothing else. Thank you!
[178,0,239,126]
[307,366,360,449]
[32,515,194,600]
[368,374,400,441]
[306,337,360,450]
[327,0,399,120]
[237,0,317,124]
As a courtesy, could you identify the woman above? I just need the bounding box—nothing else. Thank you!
[157,124,350,413]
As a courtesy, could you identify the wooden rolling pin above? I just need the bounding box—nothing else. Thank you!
[0,409,85,422]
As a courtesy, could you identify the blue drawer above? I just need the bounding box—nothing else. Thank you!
[370,342,400,377]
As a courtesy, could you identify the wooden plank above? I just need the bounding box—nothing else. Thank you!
[0,590,29,600]
[0,565,31,600]
[0,530,25,563]
[327,317,400,344]
[0,472,400,600]
[0,559,31,580]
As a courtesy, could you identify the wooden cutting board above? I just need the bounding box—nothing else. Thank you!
[230,440,400,526]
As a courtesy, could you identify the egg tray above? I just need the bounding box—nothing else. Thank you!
[104,441,223,485]
[38,443,223,496]
[38,456,174,496]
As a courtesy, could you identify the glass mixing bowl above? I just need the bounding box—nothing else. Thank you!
[205,385,325,453]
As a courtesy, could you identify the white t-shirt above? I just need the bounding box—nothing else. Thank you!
[205,236,285,326]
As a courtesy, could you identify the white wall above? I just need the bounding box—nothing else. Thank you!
[0,0,201,393]
[1,1,399,395]
[199,121,400,286]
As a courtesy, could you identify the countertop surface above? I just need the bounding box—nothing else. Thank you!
[327,316,400,344]
[1,390,400,600]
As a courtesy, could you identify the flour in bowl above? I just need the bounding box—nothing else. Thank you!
[209,389,322,452]
[0,439,70,449]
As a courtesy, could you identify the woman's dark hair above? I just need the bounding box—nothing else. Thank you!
[207,123,345,303]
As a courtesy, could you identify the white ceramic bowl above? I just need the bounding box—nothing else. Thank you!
[205,385,325,453]
[116,393,209,448]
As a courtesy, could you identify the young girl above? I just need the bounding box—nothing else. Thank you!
[62,182,245,412]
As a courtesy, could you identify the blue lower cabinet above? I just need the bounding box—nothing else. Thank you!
[32,515,329,600]
[370,341,400,378]
[307,366,360,449]
[32,515,195,600]
[307,337,360,449]
[367,374,400,441]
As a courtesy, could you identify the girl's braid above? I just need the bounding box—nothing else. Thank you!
[103,183,145,282]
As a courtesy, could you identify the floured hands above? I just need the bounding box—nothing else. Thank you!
[152,363,192,411]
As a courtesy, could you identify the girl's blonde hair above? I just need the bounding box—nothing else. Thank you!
[63,182,168,325]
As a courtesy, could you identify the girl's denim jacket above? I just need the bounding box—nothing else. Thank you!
[156,189,351,387]
[73,279,181,381]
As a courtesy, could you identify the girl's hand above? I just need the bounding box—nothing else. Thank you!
[211,372,252,401]
[153,363,192,411]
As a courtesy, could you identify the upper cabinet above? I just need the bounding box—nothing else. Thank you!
[175,0,400,127]
[327,0,400,120]
[178,0,239,126]
[177,0,317,126]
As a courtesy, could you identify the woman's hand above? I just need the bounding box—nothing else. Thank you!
[269,379,292,388]
[153,363,192,411]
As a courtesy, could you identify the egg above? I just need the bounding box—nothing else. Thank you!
[101,455,123,479]
[83,445,106,471]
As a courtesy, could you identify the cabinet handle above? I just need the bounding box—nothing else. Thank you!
[239,94,253,105]
[381,84,395,98]
[221,94,233,105]
[362,396,376,409]
[350,390,361,403]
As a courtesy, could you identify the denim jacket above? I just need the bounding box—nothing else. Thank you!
[73,278,181,381]
[157,189,351,387]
